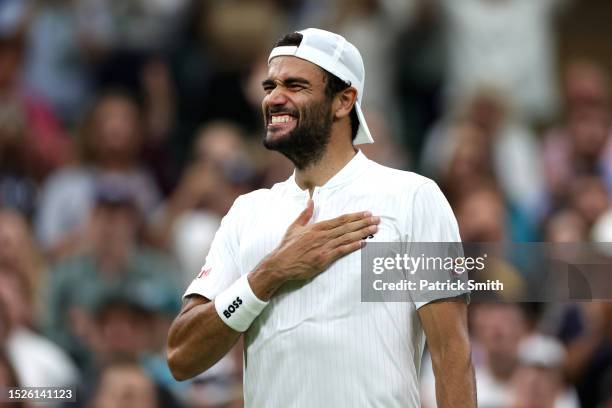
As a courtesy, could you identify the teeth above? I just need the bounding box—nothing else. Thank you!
[271,115,293,124]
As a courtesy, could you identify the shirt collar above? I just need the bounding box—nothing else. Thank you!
[286,150,370,195]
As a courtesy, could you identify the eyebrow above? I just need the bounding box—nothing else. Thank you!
[261,77,311,88]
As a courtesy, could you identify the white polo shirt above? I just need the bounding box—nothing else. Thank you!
[184,150,464,407]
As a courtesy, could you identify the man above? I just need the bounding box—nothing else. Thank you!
[167,28,476,407]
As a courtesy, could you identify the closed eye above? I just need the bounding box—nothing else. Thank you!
[261,77,310,94]
[262,79,276,94]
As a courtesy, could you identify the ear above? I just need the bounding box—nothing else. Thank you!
[333,87,358,121]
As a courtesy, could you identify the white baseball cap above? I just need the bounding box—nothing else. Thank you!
[268,28,374,145]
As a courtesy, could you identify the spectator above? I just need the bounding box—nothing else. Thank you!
[169,1,285,164]
[0,264,78,389]
[152,121,255,285]
[470,303,529,407]
[440,0,564,123]
[23,0,94,125]
[45,177,179,371]
[567,175,610,229]
[83,288,180,394]
[542,60,612,207]
[0,209,46,322]
[544,109,611,196]
[436,121,495,207]
[36,90,161,258]
[454,184,508,242]
[509,335,579,408]
[544,209,589,243]
[0,0,71,182]
[421,303,530,407]
[80,361,180,408]
[422,87,544,220]
[562,60,610,116]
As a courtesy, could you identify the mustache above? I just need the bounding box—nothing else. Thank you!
[266,106,299,117]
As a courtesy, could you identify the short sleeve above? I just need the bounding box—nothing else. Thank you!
[182,196,244,300]
[407,181,469,309]
[409,181,461,243]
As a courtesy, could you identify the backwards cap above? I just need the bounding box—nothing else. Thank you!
[268,28,374,145]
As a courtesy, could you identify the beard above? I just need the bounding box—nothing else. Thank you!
[263,97,333,170]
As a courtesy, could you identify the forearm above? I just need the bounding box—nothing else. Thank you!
[167,298,240,380]
[432,343,476,408]
[419,299,476,408]
[167,262,287,380]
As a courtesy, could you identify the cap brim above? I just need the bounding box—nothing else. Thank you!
[353,103,374,145]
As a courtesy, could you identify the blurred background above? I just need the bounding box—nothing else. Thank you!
[1,0,612,407]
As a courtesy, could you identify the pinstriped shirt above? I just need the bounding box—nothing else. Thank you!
[184,150,463,407]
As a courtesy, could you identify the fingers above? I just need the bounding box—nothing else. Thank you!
[292,200,314,227]
[327,240,366,263]
[329,224,378,247]
[317,216,379,268]
[316,211,373,230]
[327,215,380,239]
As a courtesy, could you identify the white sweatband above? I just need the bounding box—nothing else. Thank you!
[214,274,269,332]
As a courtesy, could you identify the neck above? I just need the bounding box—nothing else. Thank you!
[294,131,357,195]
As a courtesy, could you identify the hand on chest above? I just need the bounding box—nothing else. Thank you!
[238,196,403,275]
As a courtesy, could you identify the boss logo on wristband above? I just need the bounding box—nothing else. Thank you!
[223,297,243,318]
[214,274,269,332]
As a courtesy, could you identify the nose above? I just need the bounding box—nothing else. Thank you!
[264,85,289,107]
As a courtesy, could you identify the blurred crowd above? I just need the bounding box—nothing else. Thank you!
[1,0,612,407]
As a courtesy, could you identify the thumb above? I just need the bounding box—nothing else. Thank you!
[292,199,314,227]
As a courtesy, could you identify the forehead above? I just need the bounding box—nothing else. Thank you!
[267,56,326,83]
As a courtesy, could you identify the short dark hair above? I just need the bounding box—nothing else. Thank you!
[273,33,360,142]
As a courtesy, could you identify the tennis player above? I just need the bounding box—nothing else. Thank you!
[168,28,476,407]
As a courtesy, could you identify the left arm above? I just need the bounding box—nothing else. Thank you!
[418,298,476,408]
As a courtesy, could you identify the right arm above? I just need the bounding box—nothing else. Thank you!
[166,258,286,381]
[166,200,380,380]
[166,295,238,381]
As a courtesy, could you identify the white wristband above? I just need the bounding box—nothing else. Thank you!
[214,274,269,332]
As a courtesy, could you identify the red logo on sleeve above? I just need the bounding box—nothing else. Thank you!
[197,266,212,279]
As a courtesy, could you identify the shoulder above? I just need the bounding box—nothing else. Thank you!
[363,160,437,198]
[230,188,276,211]
[228,177,297,210]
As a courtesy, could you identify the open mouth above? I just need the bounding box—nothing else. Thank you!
[268,112,297,130]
